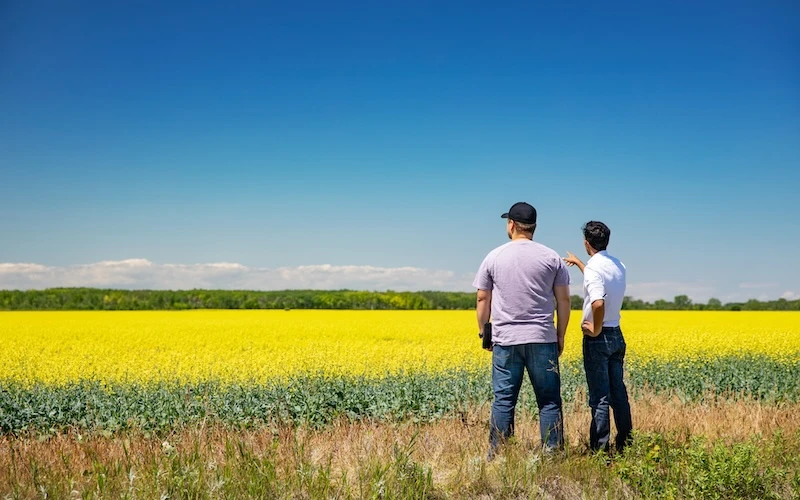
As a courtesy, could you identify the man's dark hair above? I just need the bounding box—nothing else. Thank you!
[583,221,610,251]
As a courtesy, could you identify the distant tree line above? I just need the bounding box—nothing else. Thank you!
[0,288,473,311]
[0,289,798,311]
[621,294,800,311]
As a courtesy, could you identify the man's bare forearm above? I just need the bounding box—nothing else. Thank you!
[554,285,571,339]
[556,300,570,339]
[591,300,605,336]
[476,290,492,331]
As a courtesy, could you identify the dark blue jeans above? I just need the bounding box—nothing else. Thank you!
[583,327,633,452]
[490,342,564,452]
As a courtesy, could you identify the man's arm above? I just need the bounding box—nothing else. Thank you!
[473,252,493,336]
[581,268,605,337]
[476,289,492,333]
[582,299,605,337]
[563,252,585,273]
[554,285,570,356]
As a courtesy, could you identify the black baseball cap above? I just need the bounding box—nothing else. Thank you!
[501,202,537,224]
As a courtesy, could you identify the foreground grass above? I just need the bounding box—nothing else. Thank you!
[3,394,799,499]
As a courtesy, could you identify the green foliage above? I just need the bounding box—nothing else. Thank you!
[0,288,475,310]
[1,356,798,435]
[622,294,800,311]
[627,355,800,401]
[2,288,799,310]
[0,370,493,434]
[616,432,793,499]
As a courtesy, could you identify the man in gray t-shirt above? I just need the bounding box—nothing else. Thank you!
[473,202,571,459]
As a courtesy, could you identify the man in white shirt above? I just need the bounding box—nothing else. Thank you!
[564,221,632,453]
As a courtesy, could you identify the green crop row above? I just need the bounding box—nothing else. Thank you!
[1,355,798,434]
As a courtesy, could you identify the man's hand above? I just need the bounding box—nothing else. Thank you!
[557,334,565,356]
[563,252,581,266]
[582,320,603,337]
[563,252,585,272]
[584,299,605,337]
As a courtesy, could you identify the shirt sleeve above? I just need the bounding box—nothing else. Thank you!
[472,254,494,290]
[584,267,605,304]
[554,256,571,287]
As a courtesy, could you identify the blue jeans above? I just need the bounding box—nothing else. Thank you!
[583,327,633,452]
[490,343,564,452]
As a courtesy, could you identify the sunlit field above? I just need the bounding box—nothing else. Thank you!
[2,311,800,497]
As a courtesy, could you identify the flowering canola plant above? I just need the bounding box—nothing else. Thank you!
[1,311,798,386]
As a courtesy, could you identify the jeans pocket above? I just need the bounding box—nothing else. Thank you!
[492,345,512,365]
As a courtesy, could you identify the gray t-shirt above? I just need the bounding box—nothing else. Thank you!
[472,240,570,346]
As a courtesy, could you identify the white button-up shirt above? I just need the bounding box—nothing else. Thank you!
[582,250,626,327]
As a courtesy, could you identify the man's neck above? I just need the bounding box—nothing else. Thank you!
[587,248,605,258]
[511,233,533,242]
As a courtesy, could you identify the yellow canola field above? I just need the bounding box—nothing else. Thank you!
[1,311,798,385]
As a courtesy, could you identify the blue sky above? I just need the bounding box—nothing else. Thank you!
[1,1,798,301]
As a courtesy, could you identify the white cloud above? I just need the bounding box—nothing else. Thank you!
[781,291,798,301]
[0,259,475,292]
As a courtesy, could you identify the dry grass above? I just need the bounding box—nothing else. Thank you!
[2,393,799,498]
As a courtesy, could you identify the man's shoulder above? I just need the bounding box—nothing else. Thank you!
[530,241,561,257]
[510,242,565,274]
[604,252,626,269]
[521,242,563,265]
[487,241,563,264]
[588,252,626,275]
[481,242,513,263]
[489,241,512,254]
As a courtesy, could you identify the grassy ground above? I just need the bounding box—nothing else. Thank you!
[3,392,799,499]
